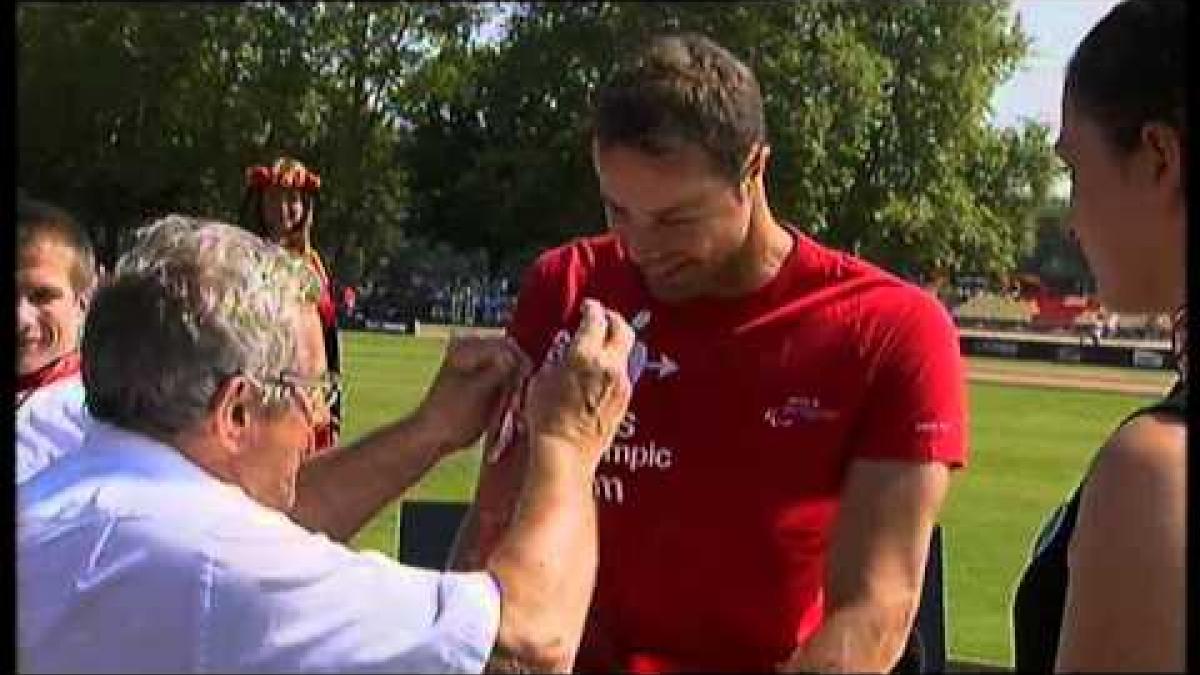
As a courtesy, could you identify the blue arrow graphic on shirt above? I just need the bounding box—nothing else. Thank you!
[643,354,679,379]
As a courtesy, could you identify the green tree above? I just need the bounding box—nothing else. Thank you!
[18,4,214,264]
[17,2,487,278]
[403,1,1062,280]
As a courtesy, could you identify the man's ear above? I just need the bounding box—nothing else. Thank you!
[1139,121,1183,194]
[76,261,103,313]
[77,284,94,314]
[746,143,771,180]
[754,143,772,178]
[210,376,255,452]
[740,143,772,199]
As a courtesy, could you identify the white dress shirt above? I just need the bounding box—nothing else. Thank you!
[18,421,501,674]
[16,375,89,484]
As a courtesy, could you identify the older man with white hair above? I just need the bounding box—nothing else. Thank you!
[18,215,635,673]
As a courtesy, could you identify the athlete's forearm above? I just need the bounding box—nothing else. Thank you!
[782,597,916,673]
[450,430,528,571]
[290,415,451,542]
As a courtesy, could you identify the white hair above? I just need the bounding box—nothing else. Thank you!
[83,215,320,435]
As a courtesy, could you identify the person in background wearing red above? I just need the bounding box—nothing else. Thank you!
[16,197,98,482]
[451,33,967,673]
[339,282,358,325]
[240,157,343,456]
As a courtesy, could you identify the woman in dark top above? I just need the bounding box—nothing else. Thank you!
[1012,1,1186,671]
[240,157,344,457]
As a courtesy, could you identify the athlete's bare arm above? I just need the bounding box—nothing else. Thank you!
[779,459,949,673]
[1054,413,1184,672]
[448,420,530,571]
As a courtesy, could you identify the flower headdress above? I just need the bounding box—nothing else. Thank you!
[244,157,322,193]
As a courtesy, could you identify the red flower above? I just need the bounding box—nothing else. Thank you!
[244,161,322,192]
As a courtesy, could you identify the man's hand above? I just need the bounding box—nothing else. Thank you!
[413,335,530,455]
[523,298,635,472]
[291,336,524,541]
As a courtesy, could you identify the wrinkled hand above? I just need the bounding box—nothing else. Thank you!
[523,299,634,471]
[414,335,530,456]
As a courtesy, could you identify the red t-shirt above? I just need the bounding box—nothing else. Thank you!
[476,228,967,672]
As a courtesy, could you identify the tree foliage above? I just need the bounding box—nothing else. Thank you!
[19,1,1061,285]
[403,0,1062,279]
[17,1,486,282]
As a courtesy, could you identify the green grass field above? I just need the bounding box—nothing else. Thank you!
[339,330,1162,667]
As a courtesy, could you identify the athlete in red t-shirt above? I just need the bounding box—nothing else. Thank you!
[451,34,967,673]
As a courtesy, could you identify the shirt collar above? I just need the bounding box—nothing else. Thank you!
[22,421,297,543]
[17,351,82,400]
[79,421,245,497]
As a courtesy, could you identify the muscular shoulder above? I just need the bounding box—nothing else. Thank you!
[774,234,953,349]
[525,233,626,285]
[513,234,634,356]
[859,274,953,338]
[791,237,951,336]
[844,270,957,366]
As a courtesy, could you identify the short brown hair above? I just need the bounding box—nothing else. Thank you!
[17,196,97,294]
[592,33,766,184]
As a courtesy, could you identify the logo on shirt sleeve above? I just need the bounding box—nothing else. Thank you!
[914,420,953,434]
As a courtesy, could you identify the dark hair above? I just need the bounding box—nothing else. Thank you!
[1065,0,1186,155]
[239,189,269,239]
[592,32,767,184]
[17,196,97,293]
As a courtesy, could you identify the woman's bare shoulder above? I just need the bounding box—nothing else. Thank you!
[1075,410,1185,543]
[1096,411,1186,483]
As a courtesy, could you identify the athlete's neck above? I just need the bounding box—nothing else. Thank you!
[710,201,793,298]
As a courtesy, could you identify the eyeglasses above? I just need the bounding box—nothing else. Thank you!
[247,370,341,423]
[280,367,338,410]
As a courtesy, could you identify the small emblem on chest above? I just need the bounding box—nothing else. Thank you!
[763,396,841,427]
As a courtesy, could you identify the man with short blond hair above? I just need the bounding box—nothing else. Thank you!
[16,196,97,483]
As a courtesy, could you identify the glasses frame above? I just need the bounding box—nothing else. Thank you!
[245,369,341,424]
